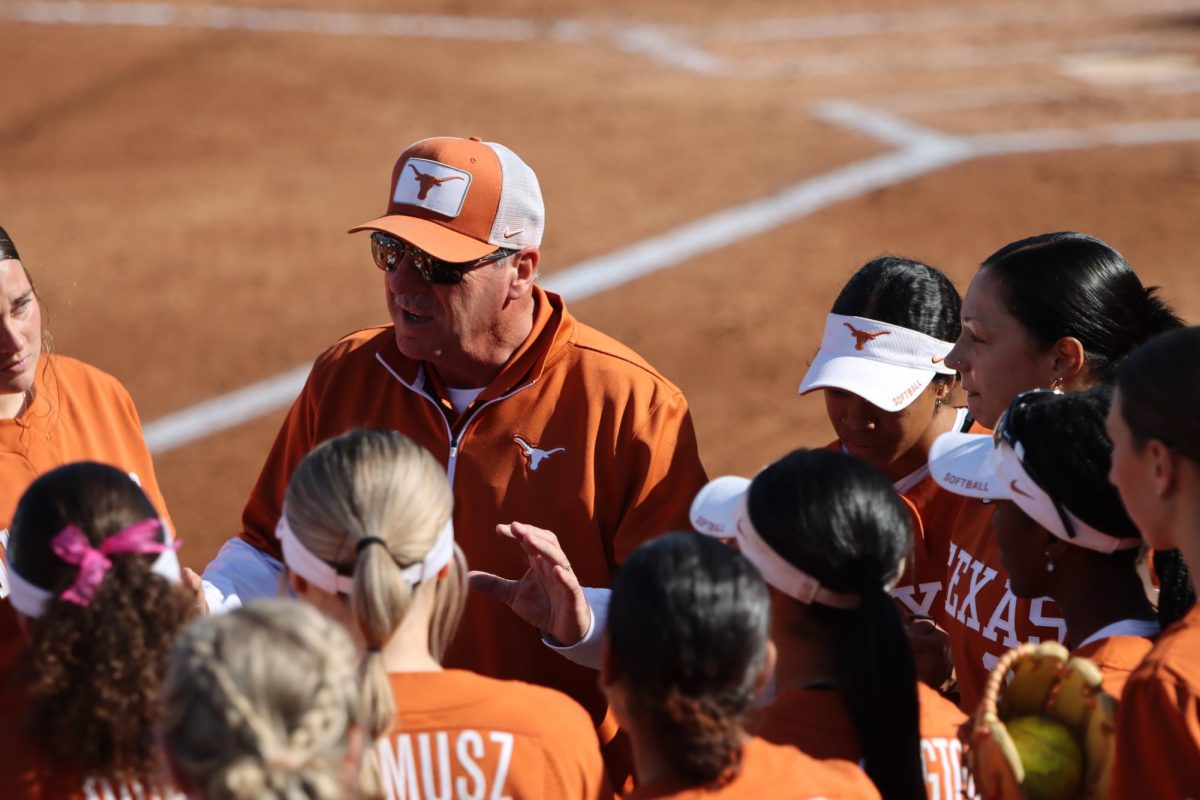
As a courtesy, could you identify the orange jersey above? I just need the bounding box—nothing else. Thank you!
[1109,606,1200,800]
[936,497,1068,712]
[750,683,969,799]
[233,287,707,726]
[376,670,609,799]
[624,737,879,800]
[0,355,171,693]
[892,470,961,620]
[819,440,942,618]
[1072,634,1155,699]
[914,420,1067,712]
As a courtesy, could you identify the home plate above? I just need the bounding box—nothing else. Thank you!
[1059,52,1200,86]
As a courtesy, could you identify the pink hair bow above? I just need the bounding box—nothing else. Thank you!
[51,519,179,606]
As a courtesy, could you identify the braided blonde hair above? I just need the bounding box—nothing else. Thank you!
[160,599,362,799]
[283,428,465,742]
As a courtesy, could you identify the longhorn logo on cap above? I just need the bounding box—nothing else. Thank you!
[408,163,465,200]
[843,322,892,351]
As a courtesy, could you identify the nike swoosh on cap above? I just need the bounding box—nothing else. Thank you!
[503,226,524,239]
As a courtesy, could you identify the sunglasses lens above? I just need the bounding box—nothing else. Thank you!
[369,232,477,284]
[372,234,401,272]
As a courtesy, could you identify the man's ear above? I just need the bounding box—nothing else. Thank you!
[1050,336,1087,386]
[507,247,540,301]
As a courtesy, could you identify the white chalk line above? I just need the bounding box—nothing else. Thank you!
[0,0,543,39]
[142,105,1200,454]
[5,0,1200,81]
[713,0,1200,43]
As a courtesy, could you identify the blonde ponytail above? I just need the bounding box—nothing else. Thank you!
[283,429,463,743]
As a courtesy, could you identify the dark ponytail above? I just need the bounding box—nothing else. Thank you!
[982,232,1183,383]
[608,533,770,788]
[1154,550,1194,629]
[748,449,924,800]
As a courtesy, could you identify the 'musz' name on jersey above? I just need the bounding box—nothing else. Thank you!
[376,729,515,800]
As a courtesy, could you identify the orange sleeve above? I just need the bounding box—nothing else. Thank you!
[237,370,321,558]
[1110,672,1200,799]
[610,391,708,566]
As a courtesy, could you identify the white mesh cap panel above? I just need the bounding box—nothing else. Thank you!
[484,141,545,249]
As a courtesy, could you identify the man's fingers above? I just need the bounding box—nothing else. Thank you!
[509,523,571,568]
[467,571,519,605]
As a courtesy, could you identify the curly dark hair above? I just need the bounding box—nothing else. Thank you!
[8,461,194,786]
[608,533,770,789]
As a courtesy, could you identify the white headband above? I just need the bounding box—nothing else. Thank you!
[930,433,1144,554]
[7,519,182,619]
[276,512,456,595]
[690,476,861,609]
[799,314,956,411]
[1002,442,1142,553]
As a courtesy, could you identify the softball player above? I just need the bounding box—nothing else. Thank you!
[162,599,362,800]
[690,450,969,800]
[0,227,176,688]
[278,428,610,800]
[937,231,1183,711]
[794,255,981,691]
[928,387,1157,697]
[0,463,190,799]
[1106,327,1200,799]
[606,532,881,800]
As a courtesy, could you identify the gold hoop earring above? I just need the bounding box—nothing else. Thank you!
[1051,376,1064,391]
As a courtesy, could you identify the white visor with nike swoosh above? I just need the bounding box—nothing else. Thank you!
[929,432,1142,553]
[799,314,957,412]
[690,476,861,609]
[277,511,456,595]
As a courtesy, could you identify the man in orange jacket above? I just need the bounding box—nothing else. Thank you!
[200,136,708,731]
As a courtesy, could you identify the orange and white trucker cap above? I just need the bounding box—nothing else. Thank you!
[798,314,957,412]
[689,475,860,609]
[349,136,544,262]
[928,431,1143,554]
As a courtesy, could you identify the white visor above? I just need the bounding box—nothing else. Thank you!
[7,519,182,619]
[929,432,1143,554]
[277,512,456,595]
[799,314,956,412]
[690,476,861,609]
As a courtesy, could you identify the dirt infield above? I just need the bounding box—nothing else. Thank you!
[2,0,1199,568]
